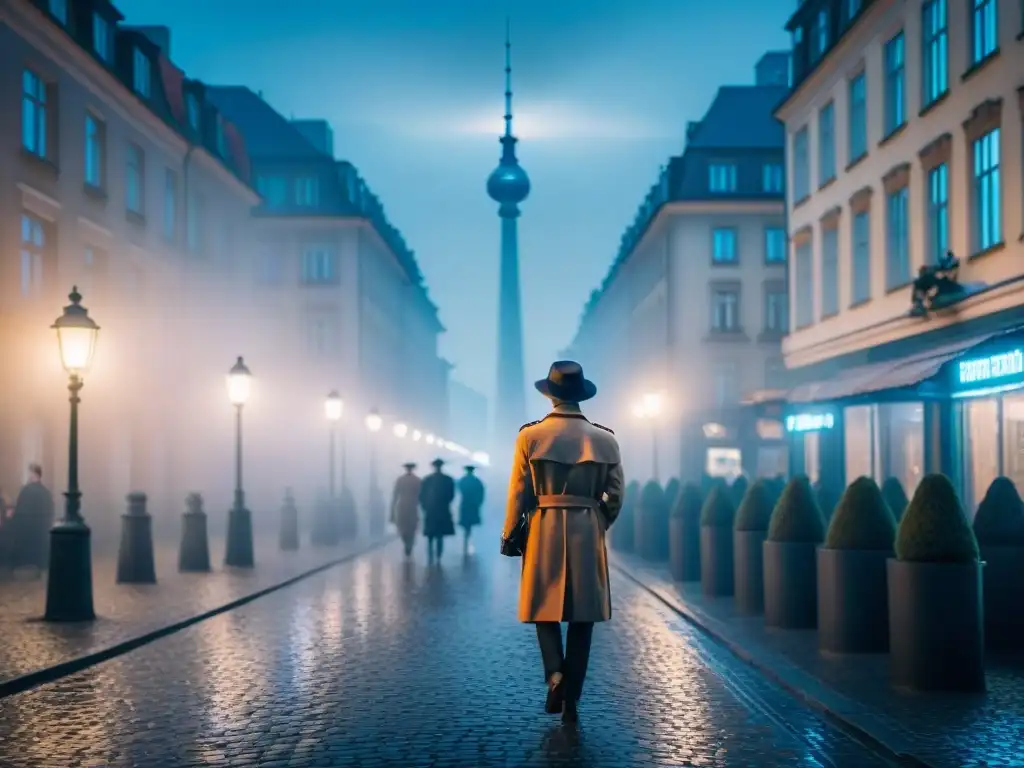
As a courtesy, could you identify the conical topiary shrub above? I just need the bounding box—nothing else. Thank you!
[733,480,774,614]
[818,477,896,653]
[731,475,749,509]
[613,481,640,552]
[669,482,702,581]
[764,476,824,628]
[636,481,668,560]
[881,477,909,521]
[699,484,735,596]
[888,474,983,691]
[664,478,681,512]
[973,476,1024,650]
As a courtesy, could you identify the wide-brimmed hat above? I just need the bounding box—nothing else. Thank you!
[463,465,476,472]
[431,458,445,467]
[403,462,417,470]
[534,360,597,402]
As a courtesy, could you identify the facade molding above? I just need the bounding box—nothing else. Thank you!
[17,183,60,221]
[819,205,842,229]
[882,162,910,195]
[849,185,873,214]
[918,132,952,170]
[962,97,1002,143]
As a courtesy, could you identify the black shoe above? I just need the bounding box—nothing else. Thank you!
[545,673,564,714]
[561,698,578,724]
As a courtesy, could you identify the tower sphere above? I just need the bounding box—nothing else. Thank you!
[487,160,531,204]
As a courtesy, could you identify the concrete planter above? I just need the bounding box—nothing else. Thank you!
[669,516,700,582]
[763,540,818,629]
[733,529,767,614]
[979,545,1024,650]
[700,525,733,597]
[817,547,890,654]
[887,558,985,692]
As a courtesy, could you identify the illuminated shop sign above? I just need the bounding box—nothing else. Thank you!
[957,349,1024,386]
[785,413,834,433]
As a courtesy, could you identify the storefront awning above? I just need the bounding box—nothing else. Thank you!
[787,335,1000,404]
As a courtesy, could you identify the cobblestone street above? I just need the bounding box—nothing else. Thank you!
[0,527,894,767]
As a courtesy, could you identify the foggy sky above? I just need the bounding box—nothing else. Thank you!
[116,0,792,407]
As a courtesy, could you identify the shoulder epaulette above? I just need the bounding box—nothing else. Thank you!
[519,420,541,432]
[592,423,615,435]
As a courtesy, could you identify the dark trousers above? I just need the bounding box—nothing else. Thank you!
[536,622,594,702]
[427,536,444,560]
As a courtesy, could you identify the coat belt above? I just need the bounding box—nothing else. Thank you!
[535,494,600,509]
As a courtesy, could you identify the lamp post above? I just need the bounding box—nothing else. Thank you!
[365,408,383,536]
[316,390,343,546]
[633,392,664,482]
[325,391,343,499]
[45,286,100,622]
[224,356,254,567]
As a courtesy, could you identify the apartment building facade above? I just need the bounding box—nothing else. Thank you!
[206,86,451,509]
[0,0,276,541]
[568,53,792,484]
[778,0,1024,510]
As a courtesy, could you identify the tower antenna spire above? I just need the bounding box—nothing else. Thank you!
[503,16,513,138]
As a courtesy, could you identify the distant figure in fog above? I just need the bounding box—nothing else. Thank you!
[7,464,55,571]
[419,458,455,564]
[391,463,421,557]
[500,361,624,724]
[457,465,485,556]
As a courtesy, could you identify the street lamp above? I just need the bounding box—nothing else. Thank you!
[365,408,383,536]
[45,286,100,622]
[314,390,344,547]
[225,356,254,567]
[633,391,664,482]
[325,391,342,497]
[393,422,408,438]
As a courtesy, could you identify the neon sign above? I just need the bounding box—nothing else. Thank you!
[957,349,1024,386]
[785,413,834,433]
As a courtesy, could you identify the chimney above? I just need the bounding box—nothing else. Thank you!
[291,119,334,157]
[125,25,171,57]
[755,51,791,86]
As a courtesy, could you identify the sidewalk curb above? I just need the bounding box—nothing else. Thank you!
[0,535,396,699]
[611,556,935,768]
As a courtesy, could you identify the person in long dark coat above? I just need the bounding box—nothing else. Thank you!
[457,465,485,556]
[8,464,55,571]
[419,458,455,564]
[391,463,421,557]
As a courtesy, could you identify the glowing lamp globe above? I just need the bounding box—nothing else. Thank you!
[226,356,252,406]
[365,409,383,433]
[425,434,435,445]
[325,391,343,422]
[393,422,408,438]
[52,286,99,375]
[412,429,422,441]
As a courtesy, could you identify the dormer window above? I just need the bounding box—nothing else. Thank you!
[214,117,227,157]
[48,0,68,24]
[93,14,112,63]
[186,93,200,131]
[133,49,151,99]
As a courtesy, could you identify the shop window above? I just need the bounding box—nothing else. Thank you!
[844,404,879,484]
[1003,394,1024,499]
[962,398,998,514]
[882,403,923,497]
[803,430,821,484]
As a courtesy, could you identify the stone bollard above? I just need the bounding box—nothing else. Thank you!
[225,500,254,568]
[116,492,157,584]
[178,492,211,572]
[280,489,300,551]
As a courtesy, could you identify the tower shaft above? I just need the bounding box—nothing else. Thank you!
[496,207,526,438]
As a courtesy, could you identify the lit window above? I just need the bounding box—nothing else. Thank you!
[712,228,738,264]
[921,0,948,108]
[186,93,200,130]
[215,117,227,157]
[713,362,738,406]
[818,102,835,185]
[256,175,288,208]
[765,227,787,263]
[21,69,49,159]
[708,163,737,193]
[886,187,910,289]
[133,49,151,98]
[792,126,809,201]
[848,72,867,162]
[812,8,829,61]
[972,128,1001,253]
[301,246,338,284]
[795,241,813,327]
[926,163,948,265]
[821,227,839,316]
[48,0,67,24]
[93,14,112,63]
[765,290,789,332]
[761,163,784,193]
[164,169,177,242]
[851,210,871,304]
[845,0,862,24]
[295,176,320,206]
[971,0,998,65]
[711,290,740,332]
[883,32,905,135]
[125,143,144,215]
[20,213,44,298]
[84,114,105,188]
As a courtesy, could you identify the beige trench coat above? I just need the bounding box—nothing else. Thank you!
[391,473,421,541]
[502,404,624,623]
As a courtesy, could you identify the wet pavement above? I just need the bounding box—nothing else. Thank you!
[0,529,896,767]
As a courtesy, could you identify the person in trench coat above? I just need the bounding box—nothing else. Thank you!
[391,463,421,557]
[500,360,624,724]
[457,465,485,556]
[419,458,456,564]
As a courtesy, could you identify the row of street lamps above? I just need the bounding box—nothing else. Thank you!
[42,287,490,623]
